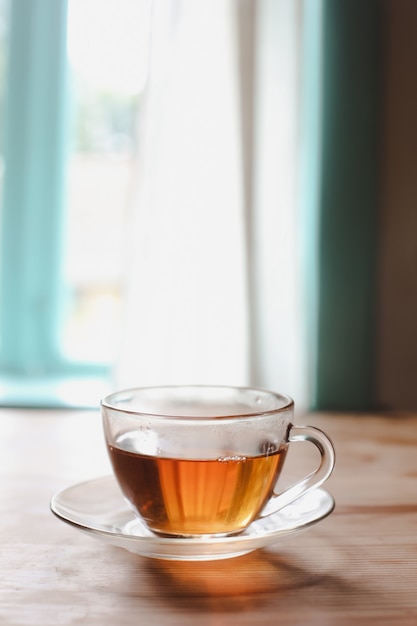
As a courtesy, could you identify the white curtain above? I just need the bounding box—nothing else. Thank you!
[115,0,306,406]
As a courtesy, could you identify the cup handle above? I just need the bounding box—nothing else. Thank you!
[259,425,335,518]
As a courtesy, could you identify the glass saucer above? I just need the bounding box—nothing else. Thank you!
[50,476,335,561]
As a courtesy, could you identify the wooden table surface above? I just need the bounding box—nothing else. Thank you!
[1,408,416,625]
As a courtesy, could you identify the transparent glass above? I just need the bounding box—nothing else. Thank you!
[101,385,335,538]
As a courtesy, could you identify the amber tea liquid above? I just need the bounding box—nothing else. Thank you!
[108,435,287,536]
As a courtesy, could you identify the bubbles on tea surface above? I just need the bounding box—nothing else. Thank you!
[217,455,247,463]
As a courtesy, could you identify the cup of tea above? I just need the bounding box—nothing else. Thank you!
[101,385,335,538]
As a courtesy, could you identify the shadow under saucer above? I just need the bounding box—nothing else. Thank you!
[144,548,319,598]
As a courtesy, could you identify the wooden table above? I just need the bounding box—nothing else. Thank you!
[1,408,416,625]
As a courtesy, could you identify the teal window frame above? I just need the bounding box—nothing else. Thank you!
[0,0,109,408]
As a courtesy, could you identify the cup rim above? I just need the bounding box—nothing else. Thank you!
[101,384,294,419]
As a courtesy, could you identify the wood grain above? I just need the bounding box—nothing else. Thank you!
[1,409,416,625]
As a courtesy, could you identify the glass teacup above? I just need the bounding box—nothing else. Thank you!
[101,385,335,538]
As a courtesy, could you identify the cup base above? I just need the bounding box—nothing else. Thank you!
[150,528,246,540]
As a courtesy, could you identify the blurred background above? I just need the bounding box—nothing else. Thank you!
[0,0,415,412]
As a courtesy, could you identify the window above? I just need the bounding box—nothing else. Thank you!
[0,0,150,407]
